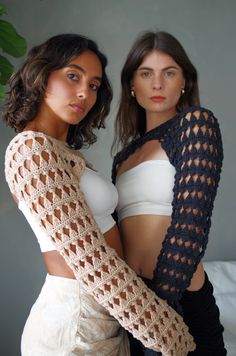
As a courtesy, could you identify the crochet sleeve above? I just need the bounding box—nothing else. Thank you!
[152,109,223,303]
[5,132,195,355]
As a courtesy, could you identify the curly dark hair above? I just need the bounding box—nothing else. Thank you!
[3,33,113,149]
[114,31,200,148]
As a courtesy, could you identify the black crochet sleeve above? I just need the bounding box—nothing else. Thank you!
[152,108,223,303]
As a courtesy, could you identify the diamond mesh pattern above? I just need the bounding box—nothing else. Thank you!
[112,107,223,305]
[5,131,195,355]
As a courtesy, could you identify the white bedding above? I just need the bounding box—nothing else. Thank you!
[204,261,236,356]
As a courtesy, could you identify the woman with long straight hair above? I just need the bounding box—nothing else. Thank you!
[113,31,226,355]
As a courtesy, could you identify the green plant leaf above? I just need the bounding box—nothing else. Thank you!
[0,54,13,84]
[0,4,7,16]
[0,82,5,101]
[0,19,27,57]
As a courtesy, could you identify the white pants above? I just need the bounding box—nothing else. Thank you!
[21,274,130,355]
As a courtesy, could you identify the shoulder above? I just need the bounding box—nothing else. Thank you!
[5,130,85,175]
[5,130,83,162]
[6,131,57,156]
[5,131,86,194]
[5,131,59,181]
[168,106,223,159]
[177,106,220,131]
[5,132,57,186]
[174,106,223,162]
[168,106,222,147]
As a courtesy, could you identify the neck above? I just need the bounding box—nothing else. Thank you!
[145,108,178,132]
[25,108,69,142]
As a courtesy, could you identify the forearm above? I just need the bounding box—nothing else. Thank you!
[5,132,195,355]
[152,109,223,303]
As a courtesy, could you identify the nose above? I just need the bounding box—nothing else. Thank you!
[152,74,162,90]
[76,82,88,99]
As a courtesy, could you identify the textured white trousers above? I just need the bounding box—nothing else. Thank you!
[21,274,130,355]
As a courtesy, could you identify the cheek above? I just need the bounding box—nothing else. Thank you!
[45,83,64,101]
[47,75,71,98]
[135,90,145,107]
[134,79,144,92]
[44,83,68,112]
[44,90,63,110]
[170,82,182,99]
[88,94,97,110]
[134,83,147,102]
[172,86,181,98]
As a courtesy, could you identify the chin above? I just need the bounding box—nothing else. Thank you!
[67,117,84,125]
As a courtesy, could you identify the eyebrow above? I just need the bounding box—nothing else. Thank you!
[66,64,102,82]
[138,65,180,71]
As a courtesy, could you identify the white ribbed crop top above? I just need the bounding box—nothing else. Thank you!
[116,160,175,221]
[18,167,118,252]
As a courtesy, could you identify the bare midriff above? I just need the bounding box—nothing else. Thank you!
[116,139,205,291]
[119,214,205,291]
[43,224,123,280]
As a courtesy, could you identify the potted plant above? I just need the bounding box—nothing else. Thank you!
[0,3,27,101]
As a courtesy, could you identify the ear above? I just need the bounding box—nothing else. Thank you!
[130,80,134,90]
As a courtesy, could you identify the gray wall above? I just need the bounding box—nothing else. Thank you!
[0,0,235,354]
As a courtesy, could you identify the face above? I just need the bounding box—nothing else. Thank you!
[132,50,185,120]
[39,50,102,132]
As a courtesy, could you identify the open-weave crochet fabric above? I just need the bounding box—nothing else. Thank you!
[5,131,195,355]
[112,107,223,306]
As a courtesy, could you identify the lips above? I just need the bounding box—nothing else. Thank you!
[150,96,166,102]
[70,103,85,113]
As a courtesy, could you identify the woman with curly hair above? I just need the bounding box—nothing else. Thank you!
[3,33,194,355]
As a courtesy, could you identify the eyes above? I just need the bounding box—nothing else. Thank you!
[164,70,175,78]
[66,72,100,92]
[66,73,79,81]
[89,83,100,92]
[140,71,152,78]
[139,69,176,79]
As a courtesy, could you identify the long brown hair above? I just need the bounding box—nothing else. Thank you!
[3,34,113,149]
[114,31,200,150]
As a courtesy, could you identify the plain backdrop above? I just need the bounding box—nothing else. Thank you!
[0,0,235,355]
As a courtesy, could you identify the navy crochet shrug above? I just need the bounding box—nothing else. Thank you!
[112,106,223,305]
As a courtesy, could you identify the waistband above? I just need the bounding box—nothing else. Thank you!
[44,274,80,295]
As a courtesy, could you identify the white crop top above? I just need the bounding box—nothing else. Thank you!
[116,160,175,221]
[18,167,118,252]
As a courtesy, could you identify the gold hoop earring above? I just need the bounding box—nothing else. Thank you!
[181,88,185,95]
[131,89,135,97]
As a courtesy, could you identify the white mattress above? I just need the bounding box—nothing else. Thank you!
[204,261,236,356]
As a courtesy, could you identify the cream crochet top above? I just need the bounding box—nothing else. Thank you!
[5,131,195,355]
